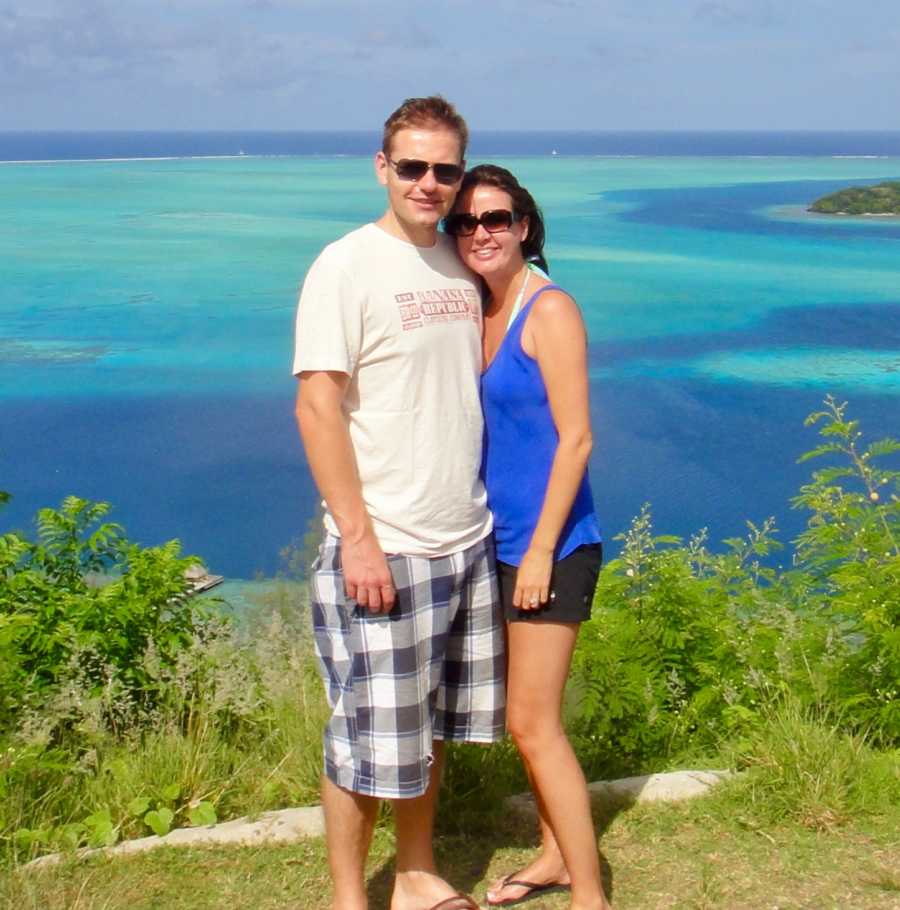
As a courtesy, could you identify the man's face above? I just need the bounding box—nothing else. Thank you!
[375,126,464,240]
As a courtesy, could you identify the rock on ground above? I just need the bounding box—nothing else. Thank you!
[505,769,732,818]
[27,769,730,869]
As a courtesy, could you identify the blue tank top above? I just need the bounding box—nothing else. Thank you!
[481,284,602,566]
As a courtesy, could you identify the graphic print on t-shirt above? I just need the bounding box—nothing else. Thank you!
[396,288,480,331]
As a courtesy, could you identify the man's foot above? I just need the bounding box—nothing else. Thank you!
[391,870,477,910]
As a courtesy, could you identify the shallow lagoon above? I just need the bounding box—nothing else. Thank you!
[2,151,899,576]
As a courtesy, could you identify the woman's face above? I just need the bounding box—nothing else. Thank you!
[452,184,529,280]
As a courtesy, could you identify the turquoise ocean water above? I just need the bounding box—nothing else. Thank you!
[2,136,899,576]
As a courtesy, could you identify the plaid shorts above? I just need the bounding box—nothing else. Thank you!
[310,533,506,799]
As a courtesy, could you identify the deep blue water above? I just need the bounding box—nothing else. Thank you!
[612,178,900,240]
[2,379,893,577]
[2,394,317,576]
[593,301,900,367]
[3,130,900,161]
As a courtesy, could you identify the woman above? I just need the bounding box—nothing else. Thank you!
[444,165,610,910]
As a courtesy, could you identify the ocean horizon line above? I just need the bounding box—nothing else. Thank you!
[5,129,900,163]
[4,153,898,168]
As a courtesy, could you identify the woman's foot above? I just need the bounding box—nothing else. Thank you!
[485,854,571,907]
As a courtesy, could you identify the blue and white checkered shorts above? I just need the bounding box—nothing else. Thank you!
[310,533,506,799]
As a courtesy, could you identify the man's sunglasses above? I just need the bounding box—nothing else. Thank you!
[387,157,464,186]
[444,209,518,237]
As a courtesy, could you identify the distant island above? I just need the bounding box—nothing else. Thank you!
[809,181,900,215]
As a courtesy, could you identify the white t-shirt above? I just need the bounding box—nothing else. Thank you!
[293,223,492,557]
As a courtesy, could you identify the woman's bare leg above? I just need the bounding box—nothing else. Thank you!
[489,621,610,910]
[522,760,567,879]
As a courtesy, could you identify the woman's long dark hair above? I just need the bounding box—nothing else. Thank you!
[452,164,550,275]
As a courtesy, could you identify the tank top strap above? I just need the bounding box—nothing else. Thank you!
[509,283,565,337]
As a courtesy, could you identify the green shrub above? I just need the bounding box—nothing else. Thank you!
[0,496,215,729]
[0,606,328,863]
[568,396,899,779]
[569,510,796,778]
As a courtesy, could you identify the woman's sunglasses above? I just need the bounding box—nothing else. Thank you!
[387,157,464,186]
[444,209,517,237]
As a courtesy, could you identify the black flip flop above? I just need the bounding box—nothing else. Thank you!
[486,873,571,907]
[428,894,481,910]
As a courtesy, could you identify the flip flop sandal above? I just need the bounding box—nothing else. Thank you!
[486,873,572,907]
[427,895,481,910]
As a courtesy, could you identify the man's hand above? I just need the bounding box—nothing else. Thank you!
[341,531,396,613]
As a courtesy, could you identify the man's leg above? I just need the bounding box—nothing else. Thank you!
[311,536,381,910]
[389,540,503,910]
[322,775,380,910]
[389,742,462,910]
[390,538,505,910]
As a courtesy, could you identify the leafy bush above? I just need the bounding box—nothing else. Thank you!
[0,494,290,861]
[0,496,214,729]
[0,574,327,863]
[569,511,793,777]
[568,396,899,779]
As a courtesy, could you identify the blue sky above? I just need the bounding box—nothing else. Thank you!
[2,0,898,130]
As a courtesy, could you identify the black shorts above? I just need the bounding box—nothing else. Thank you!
[498,542,603,624]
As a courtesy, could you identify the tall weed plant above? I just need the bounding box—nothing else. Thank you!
[792,397,900,739]
[714,696,899,830]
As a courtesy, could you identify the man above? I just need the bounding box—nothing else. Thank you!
[294,96,505,910]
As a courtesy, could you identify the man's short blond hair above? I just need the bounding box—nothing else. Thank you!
[382,96,468,160]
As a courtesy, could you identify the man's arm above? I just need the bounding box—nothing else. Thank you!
[295,370,395,613]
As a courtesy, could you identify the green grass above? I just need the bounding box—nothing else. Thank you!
[4,706,898,909]
[3,791,898,910]
[714,699,900,830]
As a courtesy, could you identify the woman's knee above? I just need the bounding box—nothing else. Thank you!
[506,707,563,755]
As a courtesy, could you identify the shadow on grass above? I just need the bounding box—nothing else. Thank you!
[362,797,627,909]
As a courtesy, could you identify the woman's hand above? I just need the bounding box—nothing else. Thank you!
[513,546,553,610]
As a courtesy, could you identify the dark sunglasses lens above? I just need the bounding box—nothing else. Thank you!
[432,164,464,185]
[481,210,514,232]
[393,159,430,181]
[393,159,462,184]
[446,214,478,236]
